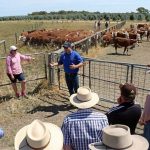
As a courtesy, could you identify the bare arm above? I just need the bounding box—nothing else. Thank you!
[49,62,59,67]
[63,145,73,150]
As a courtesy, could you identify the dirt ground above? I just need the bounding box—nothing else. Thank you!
[0,37,150,149]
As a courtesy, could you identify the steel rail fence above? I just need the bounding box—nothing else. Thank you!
[49,53,150,108]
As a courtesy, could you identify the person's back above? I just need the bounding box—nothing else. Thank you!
[62,109,108,150]
[106,102,141,134]
[61,87,108,150]
[106,83,141,134]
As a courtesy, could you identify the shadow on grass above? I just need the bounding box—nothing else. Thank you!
[107,52,131,56]
[0,95,13,103]
[27,104,75,118]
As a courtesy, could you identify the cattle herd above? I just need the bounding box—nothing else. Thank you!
[19,28,93,49]
[19,23,150,55]
[102,23,150,55]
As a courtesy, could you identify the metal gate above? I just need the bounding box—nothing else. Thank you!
[49,53,150,108]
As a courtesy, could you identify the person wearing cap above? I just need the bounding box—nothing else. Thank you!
[61,86,108,150]
[50,42,83,95]
[89,124,149,150]
[106,83,141,134]
[14,119,63,150]
[6,45,35,99]
[139,93,150,149]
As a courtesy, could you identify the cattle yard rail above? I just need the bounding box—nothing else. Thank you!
[49,53,150,108]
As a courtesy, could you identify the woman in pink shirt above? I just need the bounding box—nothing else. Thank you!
[139,93,150,149]
[6,45,34,99]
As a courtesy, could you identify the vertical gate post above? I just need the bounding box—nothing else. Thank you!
[15,33,18,44]
[48,53,55,85]
[3,40,6,53]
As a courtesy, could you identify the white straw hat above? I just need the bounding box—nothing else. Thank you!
[89,124,149,150]
[14,120,63,150]
[10,45,17,51]
[70,87,99,109]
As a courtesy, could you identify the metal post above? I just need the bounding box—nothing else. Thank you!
[3,41,6,53]
[130,65,134,83]
[89,60,91,88]
[15,33,18,44]
[48,53,55,85]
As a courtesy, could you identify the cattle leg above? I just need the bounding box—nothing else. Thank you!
[114,44,118,54]
[123,47,127,55]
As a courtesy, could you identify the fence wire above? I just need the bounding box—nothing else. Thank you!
[50,54,150,108]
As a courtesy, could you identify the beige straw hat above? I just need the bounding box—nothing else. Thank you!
[70,87,99,109]
[89,124,149,150]
[14,120,63,150]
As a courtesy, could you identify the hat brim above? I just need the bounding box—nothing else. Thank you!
[88,135,149,150]
[70,92,99,109]
[14,122,63,150]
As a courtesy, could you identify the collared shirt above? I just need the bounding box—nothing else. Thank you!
[61,109,108,150]
[106,101,141,134]
[58,50,83,73]
[6,52,31,75]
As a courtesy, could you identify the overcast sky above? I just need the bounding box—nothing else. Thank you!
[0,0,150,17]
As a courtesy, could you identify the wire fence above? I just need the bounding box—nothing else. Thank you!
[49,53,150,108]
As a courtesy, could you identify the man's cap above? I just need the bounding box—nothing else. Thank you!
[63,42,72,48]
[10,45,17,51]
[120,83,136,100]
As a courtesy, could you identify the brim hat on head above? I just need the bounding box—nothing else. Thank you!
[70,86,99,109]
[119,83,136,100]
[10,45,17,51]
[89,124,149,150]
[14,120,63,150]
[63,42,71,48]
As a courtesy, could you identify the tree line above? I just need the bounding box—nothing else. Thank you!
[0,7,150,21]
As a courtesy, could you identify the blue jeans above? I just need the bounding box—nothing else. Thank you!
[144,121,150,149]
[65,73,79,95]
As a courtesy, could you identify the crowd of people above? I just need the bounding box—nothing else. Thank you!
[1,42,150,150]
[94,19,110,31]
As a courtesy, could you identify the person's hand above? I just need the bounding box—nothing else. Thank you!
[139,119,145,126]
[11,75,15,80]
[147,64,150,67]
[70,64,77,69]
[49,62,57,67]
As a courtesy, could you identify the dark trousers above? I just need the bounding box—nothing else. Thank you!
[65,73,79,95]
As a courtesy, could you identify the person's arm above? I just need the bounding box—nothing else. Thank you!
[63,145,73,150]
[49,62,59,67]
[19,53,35,61]
[70,53,83,69]
[69,62,83,69]
[6,57,14,79]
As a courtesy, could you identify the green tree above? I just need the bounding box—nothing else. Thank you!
[136,7,149,14]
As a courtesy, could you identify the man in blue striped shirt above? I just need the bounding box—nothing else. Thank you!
[61,87,108,150]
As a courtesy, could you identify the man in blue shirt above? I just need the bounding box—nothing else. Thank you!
[50,42,83,95]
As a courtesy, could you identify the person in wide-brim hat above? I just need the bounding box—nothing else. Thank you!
[89,124,149,150]
[14,119,63,150]
[69,86,99,109]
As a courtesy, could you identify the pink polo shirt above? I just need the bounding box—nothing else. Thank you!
[6,52,31,76]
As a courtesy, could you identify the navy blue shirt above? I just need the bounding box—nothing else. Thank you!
[58,50,83,73]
